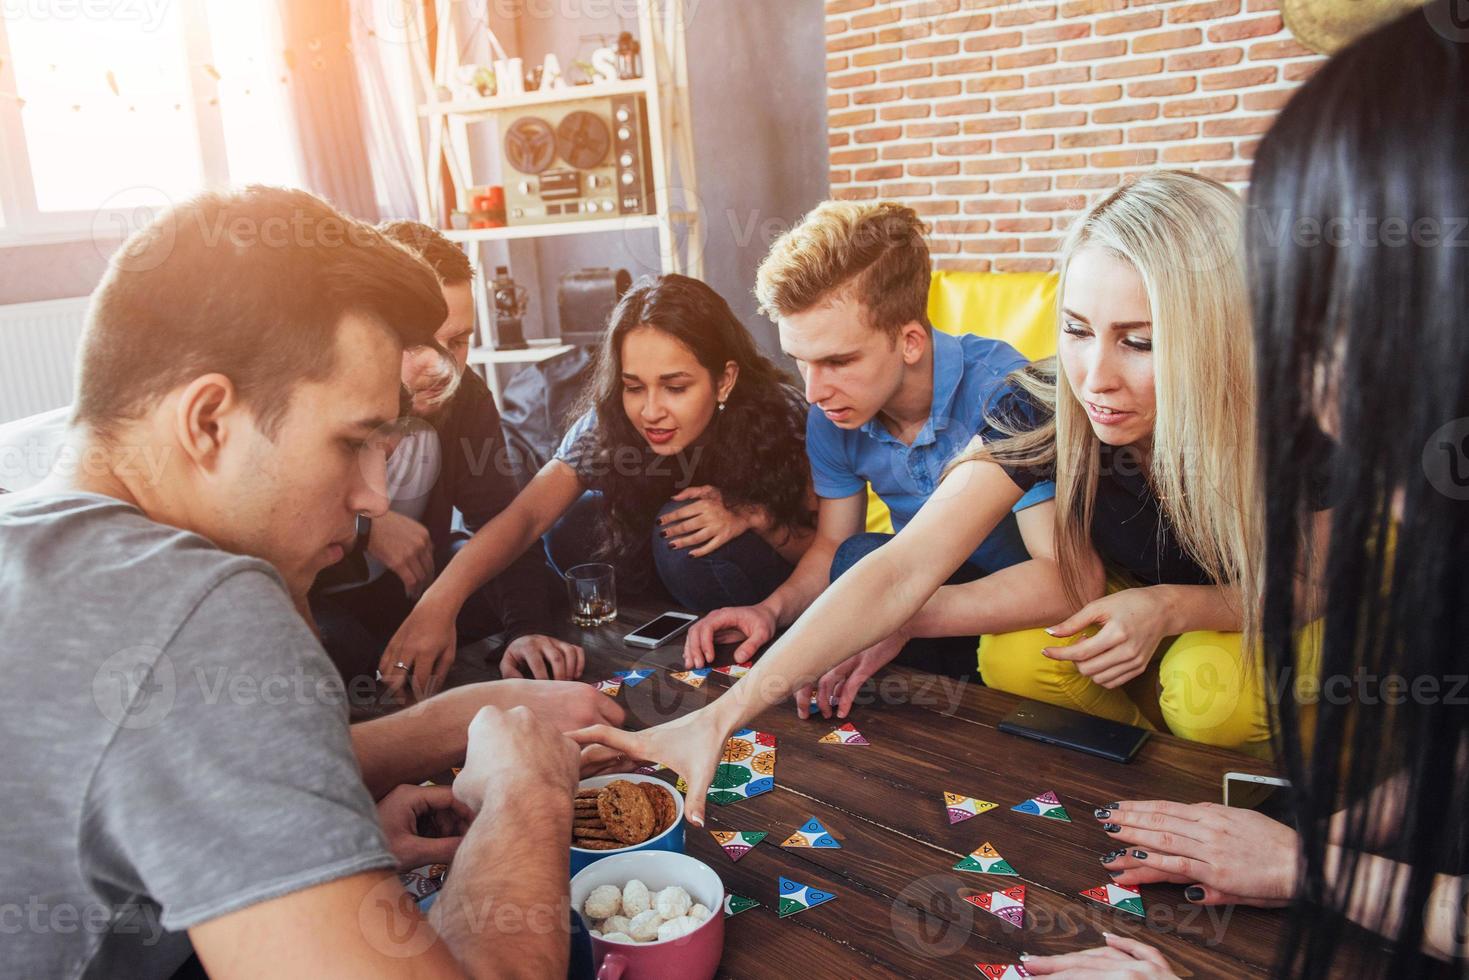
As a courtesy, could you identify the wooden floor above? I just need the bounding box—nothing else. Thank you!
[442,599,1384,979]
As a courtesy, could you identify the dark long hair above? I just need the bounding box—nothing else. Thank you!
[572,274,813,558]
[1249,5,1468,975]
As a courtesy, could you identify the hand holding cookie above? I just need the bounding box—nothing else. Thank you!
[454,704,580,815]
[569,706,731,828]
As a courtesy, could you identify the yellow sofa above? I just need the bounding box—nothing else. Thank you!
[865,269,1059,533]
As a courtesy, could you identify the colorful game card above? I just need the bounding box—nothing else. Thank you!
[964,885,1026,927]
[723,893,759,917]
[780,816,841,848]
[668,667,711,688]
[944,792,998,824]
[593,679,622,697]
[707,728,777,805]
[954,841,1018,876]
[777,876,836,918]
[975,965,1032,979]
[818,722,869,745]
[612,669,654,687]
[712,663,750,679]
[709,830,767,862]
[1080,882,1145,917]
[1011,790,1070,822]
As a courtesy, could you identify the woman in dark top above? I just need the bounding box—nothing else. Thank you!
[380,274,815,695]
[1027,6,1468,976]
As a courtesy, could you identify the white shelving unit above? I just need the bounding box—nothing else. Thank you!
[403,0,702,403]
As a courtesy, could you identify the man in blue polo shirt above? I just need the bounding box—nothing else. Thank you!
[682,200,1055,679]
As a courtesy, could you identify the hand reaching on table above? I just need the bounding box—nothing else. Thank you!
[793,629,906,720]
[453,704,581,816]
[1097,800,1298,906]
[500,633,586,680]
[570,706,732,828]
[1022,933,1179,977]
[376,783,474,870]
[380,595,460,702]
[682,603,777,668]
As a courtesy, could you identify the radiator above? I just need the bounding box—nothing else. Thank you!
[0,296,89,424]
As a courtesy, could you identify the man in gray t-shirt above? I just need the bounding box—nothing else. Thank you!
[0,187,614,978]
[0,492,395,976]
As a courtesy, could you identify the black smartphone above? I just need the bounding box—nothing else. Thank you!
[998,700,1150,764]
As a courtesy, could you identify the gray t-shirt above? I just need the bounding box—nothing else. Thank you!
[0,492,395,979]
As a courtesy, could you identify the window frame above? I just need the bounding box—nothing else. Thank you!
[0,3,230,246]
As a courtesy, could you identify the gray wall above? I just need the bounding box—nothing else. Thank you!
[514,0,829,357]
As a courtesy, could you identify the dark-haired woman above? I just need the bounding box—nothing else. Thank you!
[1024,4,1469,977]
[380,274,815,695]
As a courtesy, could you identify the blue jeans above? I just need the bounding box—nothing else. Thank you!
[829,532,983,680]
[544,492,793,613]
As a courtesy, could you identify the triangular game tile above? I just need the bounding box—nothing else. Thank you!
[593,679,622,697]
[712,663,750,678]
[709,830,767,862]
[963,885,1026,928]
[1080,882,1145,917]
[777,876,836,918]
[954,841,1018,876]
[818,722,869,745]
[668,667,711,688]
[612,669,654,687]
[974,965,1032,979]
[780,816,841,848]
[1011,790,1070,822]
[944,792,999,824]
[723,893,759,917]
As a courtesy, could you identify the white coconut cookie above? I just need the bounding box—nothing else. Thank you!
[653,885,691,919]
[621,879,651,917]
[583,884,622,920]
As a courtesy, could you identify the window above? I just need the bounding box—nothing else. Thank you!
[0,0,300,243]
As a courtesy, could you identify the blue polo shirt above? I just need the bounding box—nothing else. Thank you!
[806,329,1055,573]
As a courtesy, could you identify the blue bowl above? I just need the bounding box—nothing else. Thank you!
[571,773,685,877]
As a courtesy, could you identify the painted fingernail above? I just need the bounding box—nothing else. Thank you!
[1102,849,1124,863]
[1131,849,1148,859]
[1103,802,1120,809]
[1043,627,1059,636]
[1102,823,1121,833]
[1094,808,1111,819]
[1185,885,1205,902]
[1018,952,1031,961]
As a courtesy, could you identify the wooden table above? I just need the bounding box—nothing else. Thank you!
[445,600,1378,978]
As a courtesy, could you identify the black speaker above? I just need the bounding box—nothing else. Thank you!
[558,268,633,347]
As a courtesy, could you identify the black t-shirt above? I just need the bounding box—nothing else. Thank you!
[1003,442,1213,586]
[1000,427,1336,587]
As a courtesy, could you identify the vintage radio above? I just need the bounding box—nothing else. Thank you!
[498,94,655,227]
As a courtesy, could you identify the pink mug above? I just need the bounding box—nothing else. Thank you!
[570,851,725,980]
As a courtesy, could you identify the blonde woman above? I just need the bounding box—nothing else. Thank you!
[574,171,1303,828]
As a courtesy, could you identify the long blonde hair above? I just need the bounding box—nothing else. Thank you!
[956,170,1259,636]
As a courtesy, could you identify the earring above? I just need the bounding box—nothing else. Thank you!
[717,400,726,413]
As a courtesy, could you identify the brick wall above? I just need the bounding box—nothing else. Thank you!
[824,0,1327,271]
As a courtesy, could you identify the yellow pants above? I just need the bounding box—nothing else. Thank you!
[978,620,1322,759]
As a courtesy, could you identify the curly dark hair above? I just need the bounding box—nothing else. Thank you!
[571,274,814,560]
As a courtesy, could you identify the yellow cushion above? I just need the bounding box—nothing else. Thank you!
[864,270,1059,534]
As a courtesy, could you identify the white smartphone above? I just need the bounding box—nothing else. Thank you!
[1222,771,1291,807]
[623,611,699,649]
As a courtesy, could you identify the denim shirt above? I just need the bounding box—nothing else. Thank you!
[806,329,1056,572]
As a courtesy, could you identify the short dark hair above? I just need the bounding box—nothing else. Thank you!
[378,220,474,284]
[74,186,446,438]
